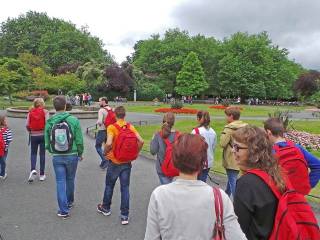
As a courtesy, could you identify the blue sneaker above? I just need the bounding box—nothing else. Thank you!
[97,204,111,216]
[121,216,129,225]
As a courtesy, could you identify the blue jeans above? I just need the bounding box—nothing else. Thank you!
[157,172,173,185]
[225,169,239,197]
[0,151,8,177]
[102,162,132,217]
[95,130,106,163]
[198,168,210,182]
[30,135,46,175]
[52,155,79,214]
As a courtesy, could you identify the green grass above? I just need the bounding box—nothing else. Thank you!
[135,119,320,200]
[0,97,53,109]
[125,103,307,117]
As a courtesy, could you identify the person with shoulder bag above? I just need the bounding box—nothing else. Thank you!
[145,134,246,240]
[26,98,49,182]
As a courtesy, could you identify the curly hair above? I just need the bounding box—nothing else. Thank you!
[232,125,286,193]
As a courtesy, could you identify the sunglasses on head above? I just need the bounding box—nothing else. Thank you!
[232,143,248,152]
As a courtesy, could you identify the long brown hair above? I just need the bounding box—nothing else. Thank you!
[232,125,286,193]
[0,115,7,128]
[197,110,210,128]
[161,112,175,138]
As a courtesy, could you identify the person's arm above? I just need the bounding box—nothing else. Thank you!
[44,122,51,151]
[296,144,320,188]
[220,190,247,240]
[96,109,104,126]
[26,113,30,131]
[5,129,13,145]
[104,129,114,154]
[144,191,161,240]
[220,127,231,148]
[44,110,50,121]
[136,132,144,151]
[150,133,160,155]
[74,120,84,158]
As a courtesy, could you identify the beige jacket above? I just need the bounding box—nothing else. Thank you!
[220,120,248,170]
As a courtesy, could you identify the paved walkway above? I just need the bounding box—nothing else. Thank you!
[0,112,319,240]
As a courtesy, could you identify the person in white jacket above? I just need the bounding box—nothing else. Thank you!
[191,110,217,182]
[144,134,247,240]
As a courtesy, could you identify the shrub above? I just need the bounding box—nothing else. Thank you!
[12,90,30,99]
[171,100,183,109]
[137,82,165,101]
[310,91,320,108]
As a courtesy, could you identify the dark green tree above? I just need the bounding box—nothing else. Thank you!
[175,52,208,96]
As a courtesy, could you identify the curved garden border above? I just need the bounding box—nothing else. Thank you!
[6,107,98,119]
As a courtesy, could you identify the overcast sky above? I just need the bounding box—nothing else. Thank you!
[0,0,319,70]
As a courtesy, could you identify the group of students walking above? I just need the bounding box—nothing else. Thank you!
[0,96,320,239]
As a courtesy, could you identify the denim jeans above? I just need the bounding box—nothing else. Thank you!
[102,162,132,217]
[0,151,8,177]
[95,130,106,163]
[52,155,79,214]
[198,168,210,183]
[30,135,46,175]
[157,172,173,185]
[225,169,239,197]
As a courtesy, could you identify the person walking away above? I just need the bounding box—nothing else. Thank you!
[191,110,217,182]
[264,118,320,194]
[0,115,13,180]
[97,106,144,225]
[96,97,111,169]
[232,126,320,239]
[26,98,49,182]
[150,112,179,185]
[144,134,246,240]
[44,96,84,218]
[220,107,247,198]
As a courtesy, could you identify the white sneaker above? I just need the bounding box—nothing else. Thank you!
[39,175,46,181]
[0,173,7,180]
[28,170,37,183]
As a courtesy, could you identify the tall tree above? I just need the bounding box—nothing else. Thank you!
[0,57,31,104]
[175,52,208,96]
[0,11,113,71]
[294,70,320,97]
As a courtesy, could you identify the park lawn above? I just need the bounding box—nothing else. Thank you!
[0,96,53,109]
[135,118,320,200]
[125,103,307,117]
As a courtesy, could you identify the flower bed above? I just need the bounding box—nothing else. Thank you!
[154,108,198,114]
[209,105,243,110]
[284,130,320,150]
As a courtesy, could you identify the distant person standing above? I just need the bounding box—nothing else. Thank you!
[79,93,83,106]
[0,114,13,180]
[96,97,112,169]
[45,96,84,218]
[220,107,247,198]
[26,98,49,182]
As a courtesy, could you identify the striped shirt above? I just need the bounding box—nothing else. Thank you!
[0,127,13,151]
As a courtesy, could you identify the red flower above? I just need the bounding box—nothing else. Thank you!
[154,108,198,114]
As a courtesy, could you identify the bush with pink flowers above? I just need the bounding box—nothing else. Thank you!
[284,130,320,150]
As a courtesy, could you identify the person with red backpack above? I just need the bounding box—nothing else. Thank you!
[232,125,320,240]
[0,114,13,180]
[264,118,320,195]
[150,112,180,185]
[191,110,217,182]
[26,98,49,182]
[97,106,144,225]
[95,97,115,169]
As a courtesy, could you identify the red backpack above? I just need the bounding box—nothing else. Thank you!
[0,128,7,157]
[29,108,46,131]
[247,169,320,240]
[273,141,311,195]
[160,131,180,177]
[113,123,139,162]
[104,107,116,128]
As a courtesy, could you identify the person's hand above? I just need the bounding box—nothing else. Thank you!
[78,156,83,161]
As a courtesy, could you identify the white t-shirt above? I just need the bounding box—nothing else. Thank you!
[191,126,217,168]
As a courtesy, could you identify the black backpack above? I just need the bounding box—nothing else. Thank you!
[50,117,73,153]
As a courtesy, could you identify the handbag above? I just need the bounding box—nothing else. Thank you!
[212,187,226,240]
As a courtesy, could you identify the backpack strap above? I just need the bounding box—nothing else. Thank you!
[113,123,130,131]
[163,131,180,146]
[194,127,200,135]
[246,169,282,199]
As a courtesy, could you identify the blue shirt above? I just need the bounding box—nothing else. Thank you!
[275,142,320,188]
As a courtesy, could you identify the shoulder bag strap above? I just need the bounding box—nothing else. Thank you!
[194,127,200,135]
[213,187,225,239]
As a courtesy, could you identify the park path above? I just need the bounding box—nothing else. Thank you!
[0,112,319,240]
